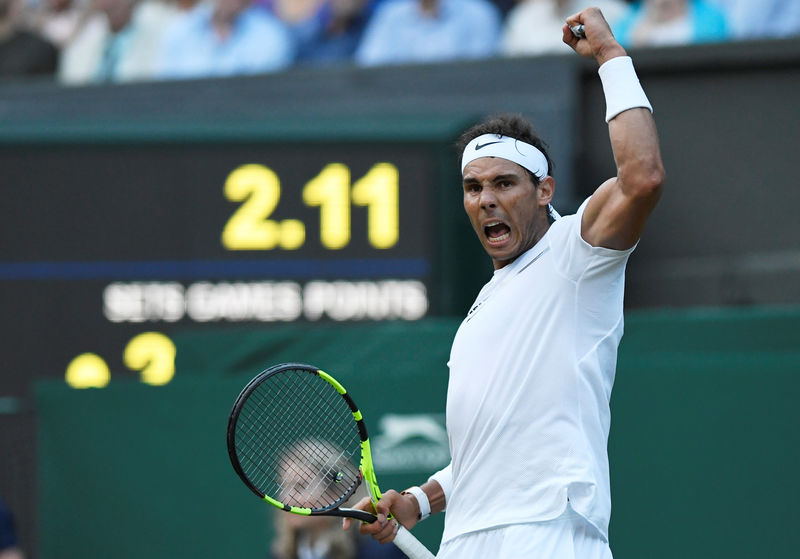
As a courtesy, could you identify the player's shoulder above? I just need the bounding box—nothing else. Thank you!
[545,198,588,245]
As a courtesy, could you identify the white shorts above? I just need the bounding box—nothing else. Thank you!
[435,506,612,559]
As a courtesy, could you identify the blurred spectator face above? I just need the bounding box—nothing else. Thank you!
[645,0,688,22]
[328,0,367,32]
[330,0,366,16]
[273,0,367,29]
[47,0,75,13]
[273,0,325,24]
[214,0,252,22]
[0,0,23,25]
[278,457,348,510]
[95,0,136,32]
[419,0,439,16]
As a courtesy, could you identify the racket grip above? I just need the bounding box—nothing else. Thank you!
[394,525,436,559]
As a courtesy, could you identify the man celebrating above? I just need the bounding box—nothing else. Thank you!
[345,7,665,557]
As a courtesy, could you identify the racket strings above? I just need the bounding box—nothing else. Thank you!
[233,368,362,511]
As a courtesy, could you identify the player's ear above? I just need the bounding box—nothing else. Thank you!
[537,176,554,207]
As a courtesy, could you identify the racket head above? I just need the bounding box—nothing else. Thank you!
[226,363,371,518]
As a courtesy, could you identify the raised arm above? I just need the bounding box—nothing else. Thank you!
[563,8,666,250]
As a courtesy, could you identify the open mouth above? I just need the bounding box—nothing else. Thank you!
[484,220,511,244]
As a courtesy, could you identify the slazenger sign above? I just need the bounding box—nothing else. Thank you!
[371,414,450,473]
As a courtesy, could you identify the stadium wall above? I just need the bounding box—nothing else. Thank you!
[36,306,800,558]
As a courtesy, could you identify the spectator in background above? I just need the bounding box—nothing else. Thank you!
[270,512,406,559]
[489,0,516,17]
[26,0,93,49]
[58,0,180,84]
[0,0,58,77]
[154,0,294,79]
[502,0,629,56]
[707,0,800,40]
[355,0,501,67]
[612,0,728,48]
[269,440,406,559]
[269,0,372,66]
[0,497,24,559]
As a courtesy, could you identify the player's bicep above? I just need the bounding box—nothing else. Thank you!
[581,177,662,250]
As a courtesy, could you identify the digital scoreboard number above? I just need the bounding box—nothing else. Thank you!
[0,141,442,392]
[222,162,399,251]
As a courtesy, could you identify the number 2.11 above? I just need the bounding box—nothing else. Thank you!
[222,162,399,251]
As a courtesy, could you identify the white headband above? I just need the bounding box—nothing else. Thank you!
[461,134,549,179]
[461,133,559,221]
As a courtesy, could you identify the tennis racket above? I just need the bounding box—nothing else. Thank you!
[226,362,435,559]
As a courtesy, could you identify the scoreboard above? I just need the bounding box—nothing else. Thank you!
[0,57,578,399]
[0,54,581,558]
[0,139,472,394]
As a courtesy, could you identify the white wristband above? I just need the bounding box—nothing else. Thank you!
[402,486,431,521]
[598,56,653,123]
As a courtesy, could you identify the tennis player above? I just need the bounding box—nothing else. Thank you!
[344,7,665,557]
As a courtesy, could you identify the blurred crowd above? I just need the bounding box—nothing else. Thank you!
[1,0,799,84]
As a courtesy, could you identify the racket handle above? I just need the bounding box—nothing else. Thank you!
[394,525,436,559]
[570,24,586,38]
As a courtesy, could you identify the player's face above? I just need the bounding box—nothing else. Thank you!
[462,157,552,269]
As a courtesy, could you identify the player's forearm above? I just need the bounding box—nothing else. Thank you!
[609,107,665,199]
[565,8,665,199]
[600,55,665,199]
[421,479,446,516]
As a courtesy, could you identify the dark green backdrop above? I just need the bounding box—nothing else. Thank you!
[37,307,800,558]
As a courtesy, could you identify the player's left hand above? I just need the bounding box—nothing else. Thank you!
[562,7,627,66]
[342,491,418,544]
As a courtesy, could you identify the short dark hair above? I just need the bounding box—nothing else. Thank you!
[455,113,554,186]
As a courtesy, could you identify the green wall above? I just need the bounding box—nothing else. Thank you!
[37,307,800,558]
[36,320,459,558]
[609,307,800,557]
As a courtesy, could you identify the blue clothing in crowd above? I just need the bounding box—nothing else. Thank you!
[709,0,800,39]
[613,0,728,48]
[355,0,501,66]
[0,498,19,551]
[283,1,378,66]
[269,535,408,559]
[155,3,294,80]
